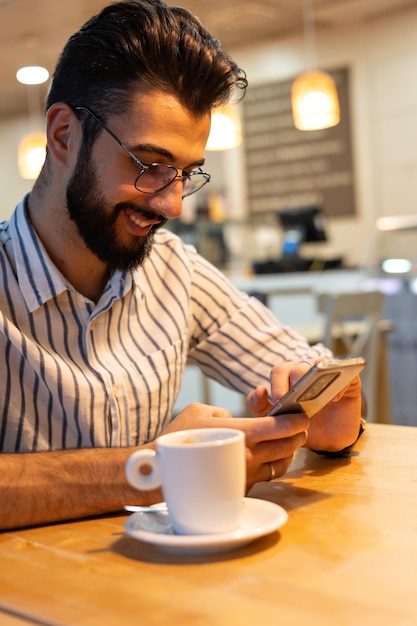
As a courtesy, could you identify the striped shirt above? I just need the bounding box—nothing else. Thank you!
[0,198,330,453]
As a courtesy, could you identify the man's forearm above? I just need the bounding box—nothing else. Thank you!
[0,446,162,530]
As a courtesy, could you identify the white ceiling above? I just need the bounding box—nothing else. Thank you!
[1,0,416,119]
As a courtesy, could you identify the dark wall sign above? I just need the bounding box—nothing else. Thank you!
[243,68,356,217]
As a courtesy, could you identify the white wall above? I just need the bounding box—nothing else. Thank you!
[1,5,417,270]
[0,116,34,218]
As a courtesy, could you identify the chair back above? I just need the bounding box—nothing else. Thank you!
[317,291,385,421]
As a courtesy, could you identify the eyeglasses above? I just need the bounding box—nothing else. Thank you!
[73,106,211,198]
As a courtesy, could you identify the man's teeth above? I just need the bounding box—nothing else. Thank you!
[128,212,153,227]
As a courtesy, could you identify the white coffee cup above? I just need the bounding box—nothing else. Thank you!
[125,428,246,535]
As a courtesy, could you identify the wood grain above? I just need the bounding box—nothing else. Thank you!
[1,424,416,625]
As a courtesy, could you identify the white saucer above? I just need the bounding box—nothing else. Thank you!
[124,497,287,554]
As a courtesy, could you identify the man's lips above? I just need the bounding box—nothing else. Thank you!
[125,208,161,229]
[118,202,168,236]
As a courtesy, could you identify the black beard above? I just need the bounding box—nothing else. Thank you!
[66,145,165,272]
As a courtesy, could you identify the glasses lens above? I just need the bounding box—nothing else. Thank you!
[135,165,210,196]
[182,172,210,197]
[135,164,177,193]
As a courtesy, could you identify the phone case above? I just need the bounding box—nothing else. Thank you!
[269,357,366,418]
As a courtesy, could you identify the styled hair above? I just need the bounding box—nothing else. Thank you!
[46,0,247,122]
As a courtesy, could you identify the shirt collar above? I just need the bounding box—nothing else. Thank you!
[10,197,133,312]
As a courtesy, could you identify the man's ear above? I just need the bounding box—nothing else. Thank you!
[45,103,81,167]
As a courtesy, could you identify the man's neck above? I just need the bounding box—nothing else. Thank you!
[26,191,110,303]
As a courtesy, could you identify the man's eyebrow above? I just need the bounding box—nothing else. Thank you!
[129,143,205,168]
[130,143,173,159]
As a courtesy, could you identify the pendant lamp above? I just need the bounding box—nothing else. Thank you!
[206,103,242,151]
[291,0,340,131]
[292,69,340,130]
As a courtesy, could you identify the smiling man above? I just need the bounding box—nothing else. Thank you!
[0,0,362,530]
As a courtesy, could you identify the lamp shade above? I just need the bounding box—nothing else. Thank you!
[206,104,242,151]
[291,70,340,131]
[18,132,46,179]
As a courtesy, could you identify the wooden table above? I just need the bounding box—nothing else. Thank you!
[1,423,416,625]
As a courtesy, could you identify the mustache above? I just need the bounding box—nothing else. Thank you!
[116,203,169,228]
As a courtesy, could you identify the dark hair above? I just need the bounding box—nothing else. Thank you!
[46,0,247,123]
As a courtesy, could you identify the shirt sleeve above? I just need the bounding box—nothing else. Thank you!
[186,248,332,396]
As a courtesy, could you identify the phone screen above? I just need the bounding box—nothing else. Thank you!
[297,372,340,402]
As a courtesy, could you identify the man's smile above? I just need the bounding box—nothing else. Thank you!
[125,208,162,229]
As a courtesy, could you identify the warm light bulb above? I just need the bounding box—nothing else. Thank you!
[291,71,340,131]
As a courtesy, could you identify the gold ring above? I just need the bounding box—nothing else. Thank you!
[268,462,276,481]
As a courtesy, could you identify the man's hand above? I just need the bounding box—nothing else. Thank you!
[246,360,363,454]
[163,402,310,488]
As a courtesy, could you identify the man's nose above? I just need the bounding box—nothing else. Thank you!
[149,178,184,220]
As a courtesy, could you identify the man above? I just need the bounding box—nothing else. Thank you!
[0,0,362,530]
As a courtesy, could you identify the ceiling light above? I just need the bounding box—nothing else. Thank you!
[16,66,49,85]
[291,0,340,131]
[292,70,340,130]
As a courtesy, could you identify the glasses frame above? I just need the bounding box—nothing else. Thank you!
[72,106,211,198]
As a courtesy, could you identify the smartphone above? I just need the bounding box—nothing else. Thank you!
[269,357,366,418]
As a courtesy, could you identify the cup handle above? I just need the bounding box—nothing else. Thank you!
[125,449,162,491]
